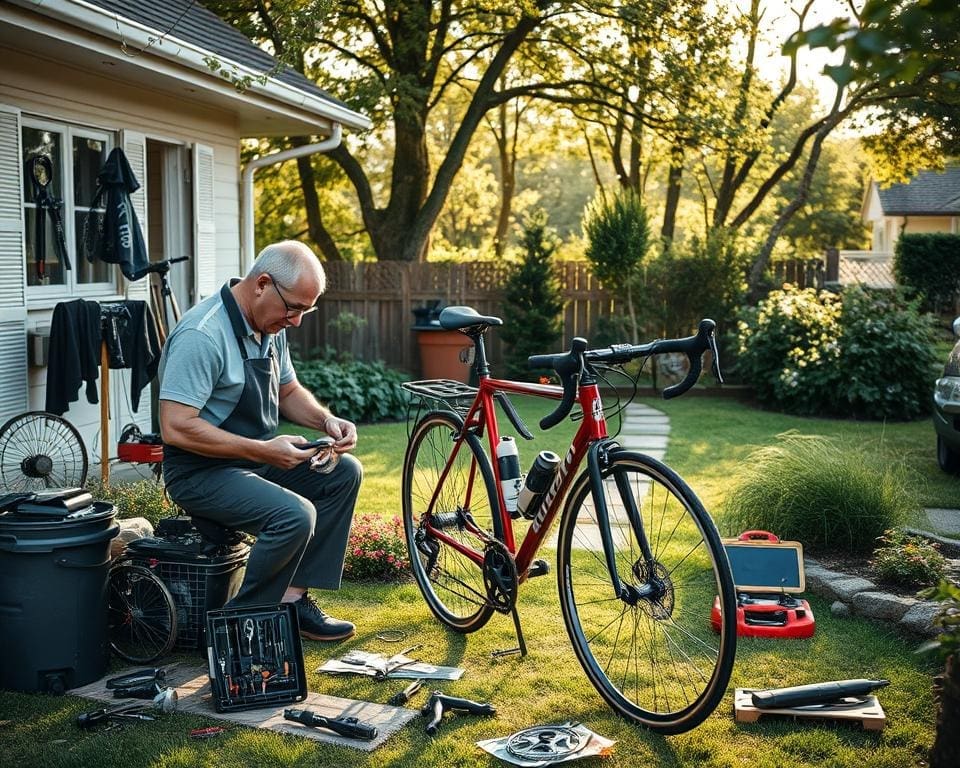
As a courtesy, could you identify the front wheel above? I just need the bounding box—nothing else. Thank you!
[556,451,736,734]
[402,410,502,633]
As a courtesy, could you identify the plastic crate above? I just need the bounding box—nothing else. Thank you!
[125,519,249,651]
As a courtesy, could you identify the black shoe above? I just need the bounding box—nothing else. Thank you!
[294,593,355,641]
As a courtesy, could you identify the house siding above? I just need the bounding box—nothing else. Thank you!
[0,42,242,460]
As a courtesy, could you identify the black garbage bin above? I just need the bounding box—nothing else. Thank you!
[0,492,118,693]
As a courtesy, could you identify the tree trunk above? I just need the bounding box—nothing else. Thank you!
[661,143,684,242]
[931,654,960,768]
[291,137,343,261]
[493,98,517,257]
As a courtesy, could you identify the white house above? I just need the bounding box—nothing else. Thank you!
[861,168,960,253]
[0,0,369,465]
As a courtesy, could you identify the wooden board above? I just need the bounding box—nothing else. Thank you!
[71,662,419,750]
[734,688,885,731]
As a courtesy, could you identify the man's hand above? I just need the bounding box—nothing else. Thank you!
[323,415,358,452]
[260,434,326,470]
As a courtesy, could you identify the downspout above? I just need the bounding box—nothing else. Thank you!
[241,122,343,271]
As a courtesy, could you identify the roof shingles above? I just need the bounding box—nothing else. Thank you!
[876,168,960,216]
[85,0,346,109]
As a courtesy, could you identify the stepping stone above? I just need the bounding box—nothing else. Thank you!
[620,423,671,435]
[619,435,669,450]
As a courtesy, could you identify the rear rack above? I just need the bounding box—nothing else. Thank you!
[402,379,478,428]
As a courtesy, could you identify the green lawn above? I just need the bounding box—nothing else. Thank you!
[0,396,949,767]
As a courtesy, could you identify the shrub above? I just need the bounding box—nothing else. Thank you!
[736,284,938,419]
[343,514,409,582]
[500,211,564,379]
[723,432,918,554]
[294,350,411,423]
[894,233,960,314]
[583,189,651,343]
[650,228,749,338]
[870,529,947,589]
[86,478,177,527]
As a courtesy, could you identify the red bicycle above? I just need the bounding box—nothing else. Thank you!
[401,307,736,734]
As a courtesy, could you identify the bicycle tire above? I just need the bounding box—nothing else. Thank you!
[556,451,736,734]
[402,410,503,632]
[107,562,178,663]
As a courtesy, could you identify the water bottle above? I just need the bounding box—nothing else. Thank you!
[517,451,561,520]
[496,436,522,518]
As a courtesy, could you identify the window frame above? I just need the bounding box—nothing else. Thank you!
[22,115,119,303]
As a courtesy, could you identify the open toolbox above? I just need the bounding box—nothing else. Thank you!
[710,530,815,639]
[206,603,307,712]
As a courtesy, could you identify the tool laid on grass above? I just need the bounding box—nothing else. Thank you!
[283,708,378,740]
[388,679,424,706]
[751,679,890,709]
[422,691,496,735]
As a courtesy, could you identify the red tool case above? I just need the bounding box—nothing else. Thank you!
[711,530,815,639]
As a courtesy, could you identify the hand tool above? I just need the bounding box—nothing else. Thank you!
[422,691,496,735]
[388,679,424,706]
[751,679,890,709]
[283,708,378,740]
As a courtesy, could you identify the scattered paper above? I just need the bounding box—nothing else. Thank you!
[477,722,615,767]
[317,650,464,681]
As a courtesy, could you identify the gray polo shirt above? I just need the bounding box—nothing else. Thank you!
[159,280,296,427]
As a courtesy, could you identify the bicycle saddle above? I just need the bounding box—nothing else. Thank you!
[438,306,503,331]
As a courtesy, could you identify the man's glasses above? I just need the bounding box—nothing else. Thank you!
[266,273,318,318]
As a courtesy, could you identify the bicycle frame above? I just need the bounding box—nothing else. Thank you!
[421,370,608,578]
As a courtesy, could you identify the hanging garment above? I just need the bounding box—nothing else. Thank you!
[101,301,162,412]
[83,147,149,281]
[45,300,101,415]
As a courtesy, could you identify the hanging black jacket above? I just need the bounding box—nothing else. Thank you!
[45,299,102,415]
[102,300,162,412]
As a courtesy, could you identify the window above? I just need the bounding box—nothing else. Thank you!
[22,118,116,297]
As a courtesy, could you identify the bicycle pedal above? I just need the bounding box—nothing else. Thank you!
[526,559,550,579]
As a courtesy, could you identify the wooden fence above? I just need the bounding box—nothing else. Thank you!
[286,261,612,375]
[286,258,823,375]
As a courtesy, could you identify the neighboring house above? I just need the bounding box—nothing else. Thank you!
[0,0,368,457]
[862,168,960,253]
[838,168,960,289]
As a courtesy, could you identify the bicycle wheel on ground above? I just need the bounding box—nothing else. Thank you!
[556,451,736,734]
[402,410,503,632]
[107,562,178,663]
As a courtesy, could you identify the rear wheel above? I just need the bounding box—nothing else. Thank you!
[556,451,736,734]
[107,563,178,663]
[402,411,503,632]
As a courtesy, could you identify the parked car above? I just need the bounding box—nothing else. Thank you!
[934,317,960,473]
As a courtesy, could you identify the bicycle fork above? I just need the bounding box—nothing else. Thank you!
[587,442,660,608]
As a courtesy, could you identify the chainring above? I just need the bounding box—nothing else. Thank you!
[482,540,518,614]
[505,724,585,760]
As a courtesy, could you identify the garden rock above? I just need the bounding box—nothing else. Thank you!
[802,561,834,590]
[830,601,850,617]
[826,576,876,602]
[900,602,941,637]
[851,591,919,621]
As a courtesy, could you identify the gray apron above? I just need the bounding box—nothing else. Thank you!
[162,283,279,484]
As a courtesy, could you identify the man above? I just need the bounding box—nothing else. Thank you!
[158,240,360,641]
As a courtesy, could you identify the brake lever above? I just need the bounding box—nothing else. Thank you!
[708,330,723,384]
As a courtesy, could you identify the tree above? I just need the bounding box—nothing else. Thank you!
[208,1,635,262]
[583,190,651,343]
[500,211,564,379]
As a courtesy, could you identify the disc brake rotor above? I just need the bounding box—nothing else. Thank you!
[505,724,585,760]
[482,540,517,614]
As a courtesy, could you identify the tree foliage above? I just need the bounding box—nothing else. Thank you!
[583,189,651,343]
[499,211,564,379]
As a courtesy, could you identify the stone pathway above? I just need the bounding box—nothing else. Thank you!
[548,403,671,550]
